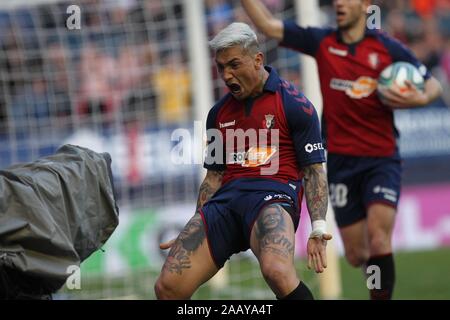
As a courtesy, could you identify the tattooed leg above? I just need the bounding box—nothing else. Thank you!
[254,204,295,258]
[155,213,218,299]
[250,203,299,297]
[163,213,206,274]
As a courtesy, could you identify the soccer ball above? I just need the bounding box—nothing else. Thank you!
[377,62,425,100]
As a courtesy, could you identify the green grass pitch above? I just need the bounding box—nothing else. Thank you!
[60,248,450,300]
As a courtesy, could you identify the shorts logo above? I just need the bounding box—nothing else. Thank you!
[264,194,292,201]
[305,143,324,153]
[274,194,292,201]
[264,114,275,129]
[373,185,397,202]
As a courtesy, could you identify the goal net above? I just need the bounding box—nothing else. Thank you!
[0,0,322,299]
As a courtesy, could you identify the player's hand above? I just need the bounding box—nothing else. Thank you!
[307,232,332,273]
[378,81,428,109]
[159,238,176,250]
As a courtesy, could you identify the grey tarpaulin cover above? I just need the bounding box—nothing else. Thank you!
[0,144,119,290]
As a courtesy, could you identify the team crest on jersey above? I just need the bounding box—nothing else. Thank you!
[368,53,379,69]
[264,114,275,129]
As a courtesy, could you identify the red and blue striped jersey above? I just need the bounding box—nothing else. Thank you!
[280,22,431,157]
[204,66,325,186]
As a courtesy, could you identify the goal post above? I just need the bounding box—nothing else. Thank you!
[295,0,342,300]
[184,0,229,291]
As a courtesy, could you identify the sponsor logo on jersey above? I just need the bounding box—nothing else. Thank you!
[219,120,236,128]
[305,143,324,153]
[330,76,378,99]
[328,46,348,57]
[229,146,277,167]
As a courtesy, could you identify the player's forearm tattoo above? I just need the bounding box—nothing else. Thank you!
[303,163,328,222]
[163,213,205,274]
[255,204,294,258]
[196,170,224,210]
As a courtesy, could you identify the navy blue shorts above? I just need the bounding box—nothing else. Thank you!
[200,178,301,269]
[327,153,402,228]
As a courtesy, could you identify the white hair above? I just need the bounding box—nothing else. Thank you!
[209,22,260,55]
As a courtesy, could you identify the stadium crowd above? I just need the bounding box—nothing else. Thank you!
[0,0,448,137]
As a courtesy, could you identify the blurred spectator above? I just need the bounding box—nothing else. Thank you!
[118,44,155,125]
[442,39,450,83]
[422,20,444,71]
[153,52,191,125]
[117,46,141,90]
[385,9,409,43]
[440,38,450,105]
[143,0,183,43]
[44,43,72,119]
[206,0,234,36]
[10,78,50,135]
[1,28,25,97]
[121,43,158,126]
[1,0,449,141]
[77,45,117,128]
[412,0,437,19]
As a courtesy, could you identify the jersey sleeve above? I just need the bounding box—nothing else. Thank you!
[203,104,226,172]
[280,21,332,57]
[380,33,432,80]
[283,87,325,168]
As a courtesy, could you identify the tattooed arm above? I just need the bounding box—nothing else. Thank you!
[303,162,332,273]
[159,169,224,250]
[303,162,328,222]
[196,170,224,211]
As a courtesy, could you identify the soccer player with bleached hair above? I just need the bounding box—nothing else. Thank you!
[241,0,442,299]
[155,22,331,300]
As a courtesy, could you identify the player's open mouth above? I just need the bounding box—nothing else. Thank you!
[336,11,346,19]
[228,83,242,95]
